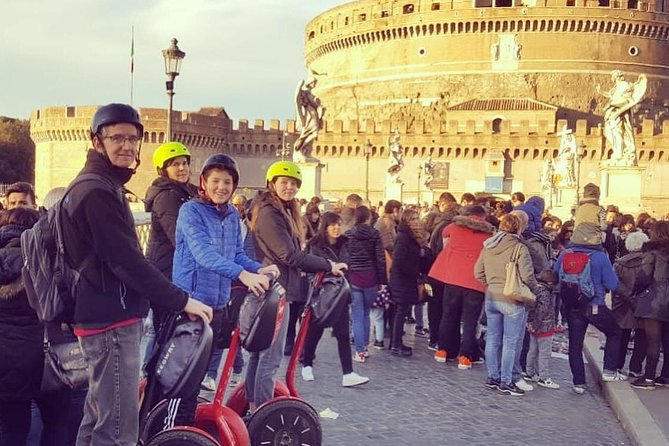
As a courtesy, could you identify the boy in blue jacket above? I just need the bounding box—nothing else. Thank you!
[167,154,278,428]
[554,222,622,395]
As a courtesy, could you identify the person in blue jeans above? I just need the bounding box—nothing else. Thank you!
[475,213,542,396]
[554,222,623,394]
[344,206,387,362]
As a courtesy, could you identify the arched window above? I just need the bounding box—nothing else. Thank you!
[492,118,502,133]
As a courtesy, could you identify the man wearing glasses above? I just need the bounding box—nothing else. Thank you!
[60,104,212,445]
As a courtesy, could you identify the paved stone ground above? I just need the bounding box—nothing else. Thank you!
[264,326,631,446]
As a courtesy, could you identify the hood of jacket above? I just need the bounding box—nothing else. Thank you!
[144,176,197,212]
[483,231,519,255]
[452,215,495,234]
[0,225,24,249]
[345,224,377,241]
[642,238,669,255]
[516,196,544,234]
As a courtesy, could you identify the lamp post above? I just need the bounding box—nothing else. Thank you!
[162,38,186,142]
[278,132,290,160]
[364,140,372,203]
[575,140,586,205]
[417,164,422,204]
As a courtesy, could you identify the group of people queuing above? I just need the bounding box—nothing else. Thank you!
[0,103,667,446]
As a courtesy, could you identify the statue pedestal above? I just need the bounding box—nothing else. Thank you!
[600,165,645,212]
[296,162,323,201]
[384,182,404,202]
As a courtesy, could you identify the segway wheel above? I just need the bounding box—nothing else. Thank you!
[247,399,322,446]
[146,429,218,446]
[141,396,212,442]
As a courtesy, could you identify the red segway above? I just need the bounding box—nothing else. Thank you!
[141,273,331,446]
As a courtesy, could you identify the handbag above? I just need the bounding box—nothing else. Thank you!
[503,244,537,306]
[41,327,89,393]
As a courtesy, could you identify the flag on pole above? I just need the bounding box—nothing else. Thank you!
[130,26,135,74]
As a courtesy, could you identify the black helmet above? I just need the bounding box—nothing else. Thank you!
[201,154,240,187]
[90,103,144,136]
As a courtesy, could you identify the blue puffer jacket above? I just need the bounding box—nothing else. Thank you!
[173,199,262,309]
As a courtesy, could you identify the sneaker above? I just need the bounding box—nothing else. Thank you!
[301,366,315,382]
[471,358,485,365]
[229,372,243,386]
[363,349,370,358]
[485,378,500,390]
[572,384,586,395]
[200,376,216,391]
[458,356,472,370]
[499,382,525,396]
[342,372,370,387]
[373,340,384,350]
[654,376,669,386]
[352,352,366,363]
[627,370,642,379]
[630,377,656,390]
[390,344,413,356]
[537,377,560,389]
[524,373,539,382]
[406,316,416,324]
[515,379,534,391]
[434,350,447,363]
[602,371,627,382]
[427,342,438,352]
[414,327,429,337]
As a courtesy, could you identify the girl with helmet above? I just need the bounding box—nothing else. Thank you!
[247,161,347,412]
[167,154,279,427]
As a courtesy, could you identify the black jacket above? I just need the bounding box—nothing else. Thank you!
[344,224,387,284]
[389,223,433,305]
[144,176,197,279]
[0,225,43,401]
[61,150,188,328]
[252,191,331,302]
[306,235,349,264]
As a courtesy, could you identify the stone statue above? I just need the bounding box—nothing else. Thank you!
[292,76,325,163]
[387,130,405,183]
[541,158,554,191]
[423,156,435,187]
[555,125,576,186]
[596,70,647,167]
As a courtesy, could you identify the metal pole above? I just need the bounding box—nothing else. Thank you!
[281,132,285,160]
[417,167,421,203]
[365,153,370,202]
[166,90,174,142]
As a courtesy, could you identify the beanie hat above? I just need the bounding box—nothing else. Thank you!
[625,231,649,253]
[583,183,600,200]
[571,222,602,246]
[509,210,529,235]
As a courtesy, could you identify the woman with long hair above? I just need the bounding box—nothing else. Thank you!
[248,161,347,412]
[300,212,369,387]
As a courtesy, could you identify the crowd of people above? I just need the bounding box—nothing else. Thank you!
[0,103,667,445]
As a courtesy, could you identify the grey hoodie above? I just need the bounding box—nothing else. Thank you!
[474,232,541,302]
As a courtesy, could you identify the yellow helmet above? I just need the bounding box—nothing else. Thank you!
[266,161,302,188]
[152,142,191,171]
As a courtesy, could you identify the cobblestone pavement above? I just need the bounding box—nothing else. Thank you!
[273,326,630,446]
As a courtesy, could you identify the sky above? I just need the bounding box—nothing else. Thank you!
[0,0,346,122]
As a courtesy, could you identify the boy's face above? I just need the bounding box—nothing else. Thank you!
[204,169,235,205]
[6,192,35,209]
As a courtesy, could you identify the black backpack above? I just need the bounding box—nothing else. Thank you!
[238,280,287,352]
[21,174,112,323]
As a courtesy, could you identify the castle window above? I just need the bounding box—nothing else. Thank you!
[475,0,493,6]
[381,10,390,17]
[358,13,367,21]
[599,0,610,5]
[345,17,349,25]
[36,110,40,119]
[66,106,75,118]
[627,0,639,7]
[496,0,513,7]
[431,2,441,10]
[308,31,315,40]
[492,118,502,133]
[403,4,415,13]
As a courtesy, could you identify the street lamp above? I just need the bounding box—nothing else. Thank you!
[575,140,586,206]
[364,140,372,203]
[278,132,290,160]
[162,38,186,142]
[417,164,422,204]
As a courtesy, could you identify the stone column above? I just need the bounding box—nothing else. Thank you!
[599,165,646,212]
[385,182,404,202]
[296,161,324,201]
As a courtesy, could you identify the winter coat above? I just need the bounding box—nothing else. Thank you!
[306,235,349,264]
[389,223,433,305]
[144,176,197,279]
[173,199,262,310]
[427,207,459,255]
[0,226,43,401]
[474,231,541,303]
[553,244,619,306]
[252,191,331,302]
[574,199,607,236]
[428,215,495,293]
[527,285,556,334]
[61,150,188,329]
[516,196,545,235]
[524,231,553,274]
[634,239,669,322]
[613,251,651,329]
[344,224,387,285]
[374,214,397,254]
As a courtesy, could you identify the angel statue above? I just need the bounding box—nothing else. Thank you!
[596,70,647,167]
[423,156,435,187]
[541,158,555,191]
[292,76,325,163]
[387,130,405,183]
[555,125,576,186]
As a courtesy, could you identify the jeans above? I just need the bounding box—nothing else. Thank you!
[566,305,622,386]
[26,388,86,446]
[618,329,648,372]
[76,322,142,446]
[485,299,527,385]
[513,312,530,383]
[391,303,412,349]
[439,284,484,360]
[245,300,289,407]
[370,307,385,342]
[643,319,669,380]
[414,302,425,328]
[526,335,553,379]
[350,285,377,353]
[427,282,444,344]
[301,304,353,375]
[207,344,244,379]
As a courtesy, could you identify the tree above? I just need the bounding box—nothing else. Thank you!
[0,117,35,184]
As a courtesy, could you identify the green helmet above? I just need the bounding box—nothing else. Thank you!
[266,161,302,188]
[153,142,191,171]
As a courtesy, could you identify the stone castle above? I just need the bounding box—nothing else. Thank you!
[30,0,669,213]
